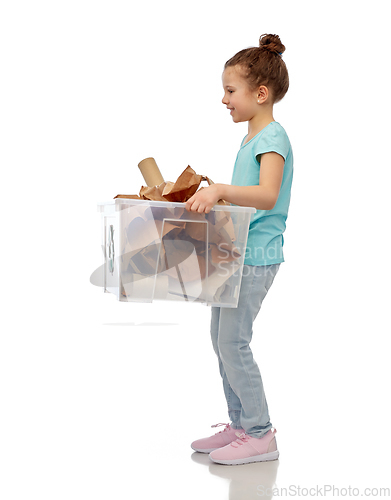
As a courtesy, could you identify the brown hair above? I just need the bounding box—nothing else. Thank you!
[224,34,289,103]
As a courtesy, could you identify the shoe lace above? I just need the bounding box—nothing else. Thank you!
[230,428,277,447]
[211,423,231,434]
[231,432,250,448]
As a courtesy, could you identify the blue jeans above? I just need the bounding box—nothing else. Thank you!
[210,264,280,438]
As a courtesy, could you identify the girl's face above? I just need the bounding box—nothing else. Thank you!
[222,66,258,123]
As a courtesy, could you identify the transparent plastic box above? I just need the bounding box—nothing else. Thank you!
[95,198,255,308]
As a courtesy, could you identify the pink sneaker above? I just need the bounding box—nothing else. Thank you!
[191,423,245,453]
[209,428,279,465]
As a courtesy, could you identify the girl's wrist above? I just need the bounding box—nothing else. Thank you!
[216,183,228,201]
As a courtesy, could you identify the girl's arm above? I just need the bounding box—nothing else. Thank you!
[185,152,284,213]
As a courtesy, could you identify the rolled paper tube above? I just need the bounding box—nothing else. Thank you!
[138,157,165,187]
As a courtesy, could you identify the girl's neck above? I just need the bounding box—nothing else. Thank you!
[246,108,275,144]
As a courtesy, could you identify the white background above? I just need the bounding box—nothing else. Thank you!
[1,1,390,499]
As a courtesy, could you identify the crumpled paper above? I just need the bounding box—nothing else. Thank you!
[114,165,229,204]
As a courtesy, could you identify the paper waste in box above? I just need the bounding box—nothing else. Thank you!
[90,164,255,307]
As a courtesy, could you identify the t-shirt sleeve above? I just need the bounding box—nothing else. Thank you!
[254,124,290,162]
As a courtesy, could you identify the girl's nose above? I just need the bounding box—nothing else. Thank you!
[222,94,228,105]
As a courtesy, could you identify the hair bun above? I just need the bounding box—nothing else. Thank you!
[259,34,285,56]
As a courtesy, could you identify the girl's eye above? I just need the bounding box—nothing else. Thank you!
[228,90,234,94]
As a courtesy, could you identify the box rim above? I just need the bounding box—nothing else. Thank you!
[97,198,256,213]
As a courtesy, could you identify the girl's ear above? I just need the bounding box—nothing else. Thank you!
[257,85,269,104]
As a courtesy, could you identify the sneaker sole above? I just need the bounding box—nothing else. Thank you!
[209,450,279,465]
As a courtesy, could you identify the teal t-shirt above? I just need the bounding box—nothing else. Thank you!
[230,121,293,266]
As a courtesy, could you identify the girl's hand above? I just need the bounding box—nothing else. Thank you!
[185,184,223,213]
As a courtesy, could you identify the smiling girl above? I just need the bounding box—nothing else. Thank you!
[186,34,293,466]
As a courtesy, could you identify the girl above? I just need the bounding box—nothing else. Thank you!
[185,34,293,466]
